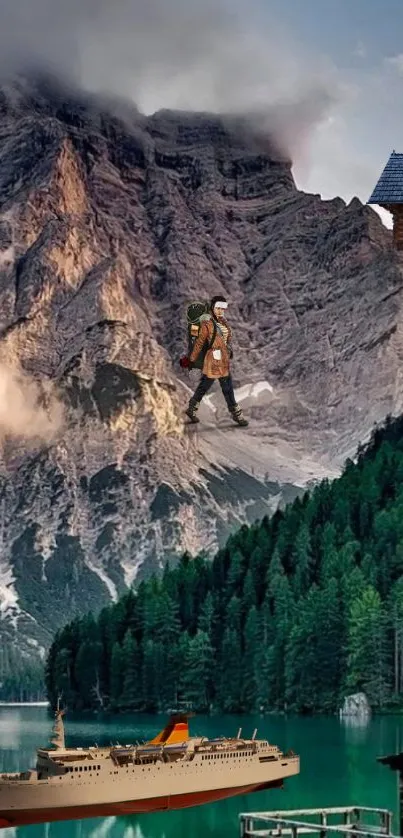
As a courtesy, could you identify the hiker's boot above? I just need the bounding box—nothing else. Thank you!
[185,399,200,423]
[230,405,248,427]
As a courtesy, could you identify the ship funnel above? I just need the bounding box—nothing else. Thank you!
[237,728,242,739]
[252,729,257,740]
[148,714,190,746]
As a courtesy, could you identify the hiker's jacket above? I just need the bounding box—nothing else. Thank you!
[190,317,232,379]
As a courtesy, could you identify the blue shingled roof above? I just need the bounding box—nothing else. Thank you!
[368,151,403,204]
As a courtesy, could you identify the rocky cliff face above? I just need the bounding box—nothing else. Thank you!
[0,75,401,661]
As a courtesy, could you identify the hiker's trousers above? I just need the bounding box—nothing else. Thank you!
[191,374,237,411]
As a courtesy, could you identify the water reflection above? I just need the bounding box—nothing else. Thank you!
[0,708,400,838]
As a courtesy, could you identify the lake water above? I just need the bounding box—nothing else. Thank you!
[0,707,402,838]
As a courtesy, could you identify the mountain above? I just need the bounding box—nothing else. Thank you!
[0,74,401,666]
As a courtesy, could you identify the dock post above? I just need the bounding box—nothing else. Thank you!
[240,816,253,838]
[343,807,352,838]
[380,808,392,835]
[320,811,327,838]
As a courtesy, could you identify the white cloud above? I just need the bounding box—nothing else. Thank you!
[384,53,403,74]
[353,41,367,59]
[292,55,403,229]
[0,363,64,447]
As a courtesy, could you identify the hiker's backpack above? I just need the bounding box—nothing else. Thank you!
[186,301,217,370]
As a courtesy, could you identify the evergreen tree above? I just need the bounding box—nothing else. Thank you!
[120,630,141,709]
[182,630,214,710]
[242,606,260,709]
[346,586,390,707]
[109,641,124,708]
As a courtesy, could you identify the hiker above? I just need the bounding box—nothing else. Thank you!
[179,296,248,427]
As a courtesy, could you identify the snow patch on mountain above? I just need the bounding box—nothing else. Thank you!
[84,558,118,601]
[235,381,274,402]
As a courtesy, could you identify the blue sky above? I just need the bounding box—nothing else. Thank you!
[259,0,403,64]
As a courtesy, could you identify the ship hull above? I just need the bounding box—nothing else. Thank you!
[0,779,283,828]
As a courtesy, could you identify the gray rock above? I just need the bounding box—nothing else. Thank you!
[0,75,401,662]
[339,693,371,716]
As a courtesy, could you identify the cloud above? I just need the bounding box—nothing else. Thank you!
[0,0,391,227]
[353,41,367,59]
[0,363,64,447]
[384,54,403,74]
[0,0,344,163]
[293,107,394,229]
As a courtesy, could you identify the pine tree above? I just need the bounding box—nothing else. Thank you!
[346,585,390,707]
[389,577,403,697]
[266,553,294,708]
[242,606,260,709]
[182,630,214,710]
[120,630,141,709]
[110,641,125,708]
[217,626,242,712]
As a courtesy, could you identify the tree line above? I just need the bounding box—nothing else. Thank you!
[0,643,45,702]
[46,415,403,714]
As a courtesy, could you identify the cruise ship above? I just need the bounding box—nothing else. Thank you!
[0,707,300,828]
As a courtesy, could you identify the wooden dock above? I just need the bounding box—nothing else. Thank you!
[239,807,398,838]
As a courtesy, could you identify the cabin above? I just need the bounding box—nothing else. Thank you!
[368,151,403,249]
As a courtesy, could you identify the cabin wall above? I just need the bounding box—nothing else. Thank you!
[392,206,403,250]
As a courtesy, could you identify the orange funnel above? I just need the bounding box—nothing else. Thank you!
[148,715,190,745]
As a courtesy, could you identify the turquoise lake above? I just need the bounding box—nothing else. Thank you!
[0,707,402,838]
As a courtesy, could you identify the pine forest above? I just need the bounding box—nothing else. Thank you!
[45,415,403,715]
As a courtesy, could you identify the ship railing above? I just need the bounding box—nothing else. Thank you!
[0,771,32,781]
[110,744,188,767]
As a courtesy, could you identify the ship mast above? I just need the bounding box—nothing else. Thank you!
[50,697,66,751]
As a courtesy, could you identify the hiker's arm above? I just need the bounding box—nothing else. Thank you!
[190,321,209,363]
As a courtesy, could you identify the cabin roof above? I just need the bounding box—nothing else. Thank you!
[368,151,403,205]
